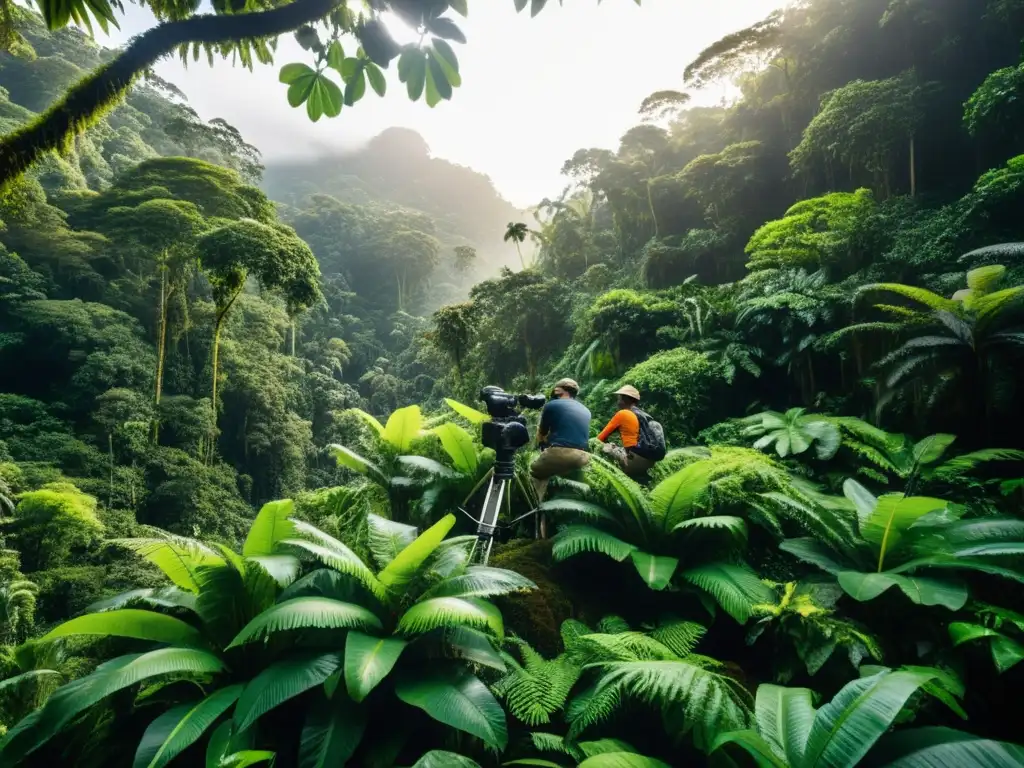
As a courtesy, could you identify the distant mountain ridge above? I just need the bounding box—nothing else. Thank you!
[262,127,526,274]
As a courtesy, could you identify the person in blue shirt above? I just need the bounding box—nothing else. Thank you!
[531,378,591,536]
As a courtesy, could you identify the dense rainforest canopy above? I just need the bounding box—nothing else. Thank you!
[2,0,1024,766]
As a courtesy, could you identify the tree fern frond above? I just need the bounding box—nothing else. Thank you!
[226,597,381,648]
[931,449,1024,478]
[399,597,504,638]
[551,526,636,563]
[649,621,707,658]
[569,661,752,749]
[858,283,960,312]
[420,567,536,601]
[681,563,776,624]
[597,616,632,635]
[493,645,580,727]
[577,632,679,662]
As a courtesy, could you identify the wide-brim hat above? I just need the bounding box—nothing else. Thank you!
[614,385,641,401]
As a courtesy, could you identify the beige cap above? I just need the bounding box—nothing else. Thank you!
[614,385,641,401]
[554,378,580,395]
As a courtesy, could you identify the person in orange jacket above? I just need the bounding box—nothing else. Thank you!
[596,385,655,480]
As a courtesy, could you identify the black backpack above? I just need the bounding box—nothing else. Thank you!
[631,407,667,462]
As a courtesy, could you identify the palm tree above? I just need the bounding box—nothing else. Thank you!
[839,263,1024,439]
[504,222,530,269]
[0,502,533,765]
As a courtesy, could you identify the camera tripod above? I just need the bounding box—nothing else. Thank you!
[459,386,546,565]
[461,448,541,566]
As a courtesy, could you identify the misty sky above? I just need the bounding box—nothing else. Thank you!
[106,0,782,207]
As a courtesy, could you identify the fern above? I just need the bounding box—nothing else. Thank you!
[492,638,581,727]
[577,633,679,662]
[649,620,707,658]
[930,449,1024,479]
[569,660,752,749]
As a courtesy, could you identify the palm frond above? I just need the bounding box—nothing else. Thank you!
[420,567,535,601]
[552,525,636,563]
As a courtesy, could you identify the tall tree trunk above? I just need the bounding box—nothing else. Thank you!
[153,266,169,444]
[646,181,659,238]
[290,320,296,356]
[515,241,525,270]
[909,135,917,197]
[209,292,239,462]
[108,432,114,508]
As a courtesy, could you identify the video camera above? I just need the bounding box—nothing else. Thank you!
[479,386,545,479]
[479,386,546,419]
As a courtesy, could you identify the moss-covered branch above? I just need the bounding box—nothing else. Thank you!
[0,0,340,188]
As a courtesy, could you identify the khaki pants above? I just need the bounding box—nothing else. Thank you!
[601,443,654,479]
[530,447,591,503]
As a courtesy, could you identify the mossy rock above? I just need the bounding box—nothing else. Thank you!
[490,537,573,657]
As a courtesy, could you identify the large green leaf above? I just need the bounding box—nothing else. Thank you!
[348,408,384,436]
[367,514,419,570]
[133,684,243,768]
[399,597,504,638]
[39,609,205,648]
[754,684,815,766]
[420,566,535,600]
[328,444,388,486]
[243,499,296,557]
[284,519,386,599]
[577,755,671,768]
[205,721,253,768]
[234,652,344,732]
[227,597,382,648]
[710,729,788,767]
[860,493,947,570]
[395,666,508,750]
[949,623,1024,673]
[382,405,423,452]
[650,460,717,530]
[412,752,481,767]
[869,726,1024,767]
[344,630,407,702]
[445,398,490,425]
[378,513,456,592]
[551,525,636,563]
[837,571,968,610]
[298,689,366,768]
[0,648,226,761]
[110,535,225,593]
[444,625,507,671]
[629,551,678,591]
[247,554,300,588]
[673,516,748,544]
[842,478,877,529]
[433,422,479,474]
[221,751,276,768]
[803,668,938,767]
[681,562,775,624]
